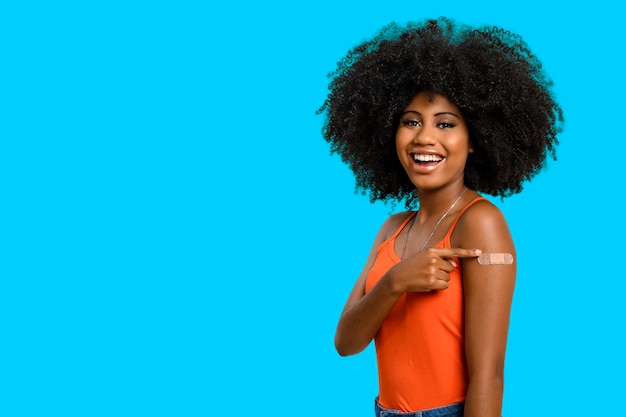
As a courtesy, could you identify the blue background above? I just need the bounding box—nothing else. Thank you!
[1,1,624,415]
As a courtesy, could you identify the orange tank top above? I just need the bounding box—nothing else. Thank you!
[365,197,485,411]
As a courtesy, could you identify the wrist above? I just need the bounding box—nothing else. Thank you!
[382,266,404,297]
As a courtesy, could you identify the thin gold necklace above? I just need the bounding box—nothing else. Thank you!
[401,187,468,259]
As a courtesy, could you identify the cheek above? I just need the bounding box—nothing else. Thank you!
[395,128,414,147]
[453,132,471,153]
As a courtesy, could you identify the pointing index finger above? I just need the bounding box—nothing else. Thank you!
[434,248,482,258]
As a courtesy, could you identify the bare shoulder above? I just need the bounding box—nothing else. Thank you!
[460,198,507,228]
[379,211,414,241]
[452,198,514,250]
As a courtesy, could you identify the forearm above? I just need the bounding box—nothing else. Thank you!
[334,272,402,356]
[463,375,504,417]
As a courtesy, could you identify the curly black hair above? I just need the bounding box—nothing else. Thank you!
[317,17,564,208]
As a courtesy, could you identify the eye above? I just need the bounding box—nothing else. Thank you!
[437,121,457,129]
[400,118,421,127]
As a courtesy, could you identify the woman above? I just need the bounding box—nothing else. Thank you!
[318,17,563,417]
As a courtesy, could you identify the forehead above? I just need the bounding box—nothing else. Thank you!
[404,92,462,114]
[409,91,454,105]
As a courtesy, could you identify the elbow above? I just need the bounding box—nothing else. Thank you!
[334,337,352,357]
[335,345,358,357]
[334,334,364,357]
[336,346,351,357]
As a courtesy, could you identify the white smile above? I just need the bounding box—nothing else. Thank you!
[412,153,444,163]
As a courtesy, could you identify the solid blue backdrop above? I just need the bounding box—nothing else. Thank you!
[1,1,623,416]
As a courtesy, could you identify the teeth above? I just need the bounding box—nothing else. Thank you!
[413,154,443,162]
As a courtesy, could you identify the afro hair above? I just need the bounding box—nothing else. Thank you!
[318,17,564,208]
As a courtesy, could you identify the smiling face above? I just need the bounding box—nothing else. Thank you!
[396,92,472,191]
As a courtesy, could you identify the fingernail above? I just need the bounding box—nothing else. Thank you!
[473,249,482,255]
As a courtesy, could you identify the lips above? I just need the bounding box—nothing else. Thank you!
[406,152,445,174]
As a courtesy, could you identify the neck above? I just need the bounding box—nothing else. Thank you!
[415,186,469,223]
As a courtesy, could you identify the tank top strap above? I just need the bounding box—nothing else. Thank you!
[443,196,487,240]
[389,211,418,241]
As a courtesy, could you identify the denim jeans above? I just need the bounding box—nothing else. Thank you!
[374,397,464,417]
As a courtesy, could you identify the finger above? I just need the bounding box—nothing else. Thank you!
[436,258,456,273]
[433,272,451,289]
[434,267,452,281]
[429,247,482,259]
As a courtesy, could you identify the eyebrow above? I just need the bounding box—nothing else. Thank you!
[401,110,462,118]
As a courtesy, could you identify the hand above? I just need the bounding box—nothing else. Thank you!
[388,247,482,293]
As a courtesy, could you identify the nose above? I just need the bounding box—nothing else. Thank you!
[413,125,436,146]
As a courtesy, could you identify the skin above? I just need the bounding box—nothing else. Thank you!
[334,92,516,417]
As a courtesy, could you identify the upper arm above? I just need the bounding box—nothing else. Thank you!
[454,201,516,378]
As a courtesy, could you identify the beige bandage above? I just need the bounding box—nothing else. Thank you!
[477,253,514,265]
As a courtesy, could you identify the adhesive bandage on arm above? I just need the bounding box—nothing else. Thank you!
[477,253,514,265]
